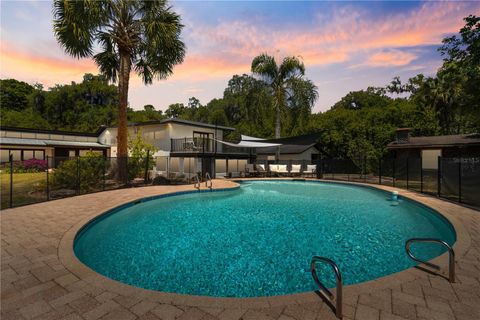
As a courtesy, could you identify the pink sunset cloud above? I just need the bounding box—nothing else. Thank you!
[184,1,471,71]
[0,42,98,86]
[366,50,418,67]
[0,1,478,111]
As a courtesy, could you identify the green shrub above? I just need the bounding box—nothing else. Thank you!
[127,130,157,181]
[51,151,105,192]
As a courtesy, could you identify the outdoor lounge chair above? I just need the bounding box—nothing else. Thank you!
[290,164,302,176]
[268,164,277,176]
[304,164,317,178]
[256,164,267,177]
[277,164,289,176]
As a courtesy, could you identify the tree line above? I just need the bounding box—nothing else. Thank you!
[1,15,478,160]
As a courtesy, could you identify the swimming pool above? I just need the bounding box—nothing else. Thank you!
[74,180,455,297]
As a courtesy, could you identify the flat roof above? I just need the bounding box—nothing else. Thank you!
[2,118,235,139]
[387,133,480,149]
[114,118,235,132]
[0,126,102,137]
[0,137,109,148]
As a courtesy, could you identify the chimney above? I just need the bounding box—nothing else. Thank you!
[395,128,411,144]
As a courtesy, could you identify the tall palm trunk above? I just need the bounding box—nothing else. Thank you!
[117,51,131,182]
[274,90,282,161]
[274,88,283,138]
[275,102,281,139]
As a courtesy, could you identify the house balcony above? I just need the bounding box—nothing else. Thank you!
[170,138,253,157]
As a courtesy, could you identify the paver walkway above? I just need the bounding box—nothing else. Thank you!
[1,180,479,320]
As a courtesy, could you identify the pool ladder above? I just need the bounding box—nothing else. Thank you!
[405,238,455,283]
[310,256,343,319]
[205,172,213,190]
[193,175,200,190]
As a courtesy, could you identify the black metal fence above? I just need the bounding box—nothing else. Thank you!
[253,157,480,208]
[1,155,479,210]
[1,154,155,209]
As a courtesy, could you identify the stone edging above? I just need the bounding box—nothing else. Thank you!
[58,179,472,309]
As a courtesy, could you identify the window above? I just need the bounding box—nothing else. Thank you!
[0,150,9,163]
[422,149,442,170]
[23,150,34,160]
[10,150,21,161]
[34,150,45,159]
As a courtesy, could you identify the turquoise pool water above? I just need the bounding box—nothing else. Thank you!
[74,181,455,297]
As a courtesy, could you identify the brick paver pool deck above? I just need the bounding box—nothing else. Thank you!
[1,179,479,320]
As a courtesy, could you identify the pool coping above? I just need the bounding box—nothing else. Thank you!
[58,178,472,309]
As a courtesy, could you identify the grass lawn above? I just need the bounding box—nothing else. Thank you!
[1,172,47,209]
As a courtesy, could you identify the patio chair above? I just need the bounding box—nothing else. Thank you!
[304,164,317,178]
[290,164,302,176]
[277,164,289,176]
[269,164,279,177]
[256,164,267,177]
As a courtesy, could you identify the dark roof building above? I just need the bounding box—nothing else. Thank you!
[256,133,323,155]
[387,128,480,159]
[254,133,325,161]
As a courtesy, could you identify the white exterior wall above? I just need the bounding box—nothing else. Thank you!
[422,149,442,169]
[102,122,226,157]
[167,123,222,140]
[256,146,319,162]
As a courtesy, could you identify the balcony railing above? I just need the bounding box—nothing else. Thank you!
[170,138,252,155]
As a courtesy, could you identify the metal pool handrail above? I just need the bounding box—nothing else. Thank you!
[193,175,200,190]
[310,256,343,319]
[405,238,455,283]
[205,172,213,190]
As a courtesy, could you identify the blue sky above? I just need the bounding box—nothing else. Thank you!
[1,1,479,112]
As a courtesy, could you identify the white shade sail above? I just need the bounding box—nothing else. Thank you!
[240,135,266,141]
[215,139,281,148]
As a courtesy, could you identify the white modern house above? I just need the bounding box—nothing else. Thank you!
[98,118,252,178]
[1,119,322,178]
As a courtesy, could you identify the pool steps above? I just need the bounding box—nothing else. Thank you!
[311,256,343,319]
[405,238,455,283]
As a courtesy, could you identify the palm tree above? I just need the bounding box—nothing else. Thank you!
[53,0,185,179]
[288,78,318,135]
[251,54,308,138]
